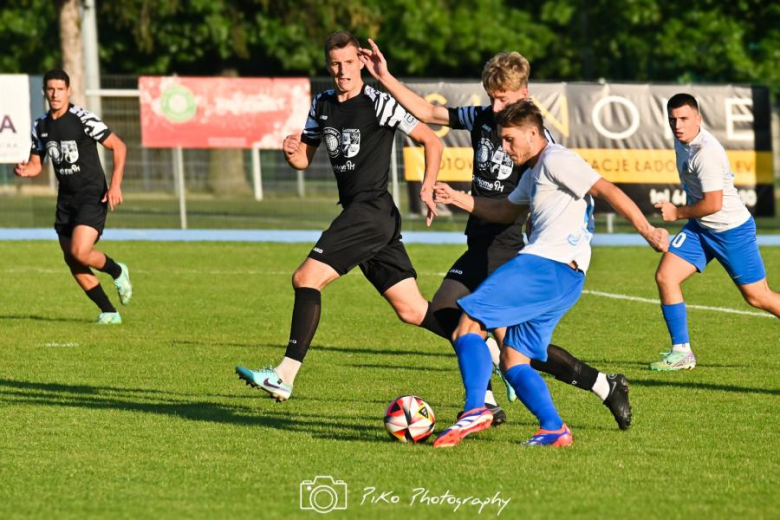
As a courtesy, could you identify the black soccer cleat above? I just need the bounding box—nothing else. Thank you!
[457,402,507,427]
[603,373,631,430]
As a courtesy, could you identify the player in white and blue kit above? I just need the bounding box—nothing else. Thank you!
[432,100,669,447]
[651,93,780,371]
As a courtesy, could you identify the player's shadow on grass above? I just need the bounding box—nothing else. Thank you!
[343,362,456,372]
[583,358,752,370]
[632,378,780,396]
[0,314,86,323]
[175,339,453,359]
[0,378,382,443]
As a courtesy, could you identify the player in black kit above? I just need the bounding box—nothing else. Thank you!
[360,40,632,430]
[15,69,133,324]
[236,31,447,401]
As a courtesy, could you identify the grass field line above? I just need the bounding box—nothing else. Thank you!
[3,265,773,319]
[582,289,774,318]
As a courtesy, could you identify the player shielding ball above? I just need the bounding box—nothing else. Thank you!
[235,32,449,400]
[360,39,633,430]
[651,93,780,371]
[433,100,668,447]
[14,69,133,324]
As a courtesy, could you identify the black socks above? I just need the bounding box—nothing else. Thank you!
[284,288,322,362]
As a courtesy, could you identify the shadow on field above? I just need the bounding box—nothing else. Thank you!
[583,358,753,370]
[632,378,780,396]
[0,378,382,443]
[174,339,453,359]
[0,314,86,323]
[344,363,456,372]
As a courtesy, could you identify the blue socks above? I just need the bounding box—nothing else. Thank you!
[454,333,493,412]
[661,302,689,346]
[505,364,563,431]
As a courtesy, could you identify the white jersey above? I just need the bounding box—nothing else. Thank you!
[674,127,750,232]
[508,143,600,273]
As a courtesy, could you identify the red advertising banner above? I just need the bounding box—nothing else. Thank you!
[139,76,310,149]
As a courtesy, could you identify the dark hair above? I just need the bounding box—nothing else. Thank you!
[324,31,361,61]
[495,99,544,133]
[43,69,70,88]
[667,93,699,113]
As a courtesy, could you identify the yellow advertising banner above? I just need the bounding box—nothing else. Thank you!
[404,147,773,185]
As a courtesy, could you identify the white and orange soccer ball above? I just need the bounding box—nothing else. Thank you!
[383,395,436,443]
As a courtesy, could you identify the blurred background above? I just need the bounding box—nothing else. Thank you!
[1,0,778,233]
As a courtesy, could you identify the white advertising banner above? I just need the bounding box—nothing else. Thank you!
[0,74,32,163]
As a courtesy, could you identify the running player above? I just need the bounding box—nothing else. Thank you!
[359,39,633,429]
[432,100,668,447]
[14,69,132,324]
[235,32,447,399]
[651,93,780,371]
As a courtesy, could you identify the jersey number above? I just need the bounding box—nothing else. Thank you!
[671,232,687,249]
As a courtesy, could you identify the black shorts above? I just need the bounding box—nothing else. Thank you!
[309,193,416,294]
[54,196,108,238]
[444,240,521,292]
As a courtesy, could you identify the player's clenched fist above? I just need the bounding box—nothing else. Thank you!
[654,200,678,222]
[283,134,301,157]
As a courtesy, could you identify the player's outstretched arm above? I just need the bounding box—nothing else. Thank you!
[282,133,316,171]
[589,178,669,252]
[102,134,126,210]
[408,123,443,226]
[359,39,450,126]
[14,154,42,178]
[654,190,723,222]
[434,182,526,224]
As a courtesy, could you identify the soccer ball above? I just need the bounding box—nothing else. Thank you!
[383,395,436,443]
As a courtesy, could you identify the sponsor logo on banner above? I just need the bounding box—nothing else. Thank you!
[0,74,31,163]
[401,81,774,216]
[139,76,310,149]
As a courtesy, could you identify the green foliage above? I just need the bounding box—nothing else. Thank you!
[0,0,778,94]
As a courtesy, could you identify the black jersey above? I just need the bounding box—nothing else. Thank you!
[448,105,554,250]
[301,85,419,205]
[30,104,111,199]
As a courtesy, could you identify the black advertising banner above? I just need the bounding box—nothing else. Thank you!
[402,82,774,216]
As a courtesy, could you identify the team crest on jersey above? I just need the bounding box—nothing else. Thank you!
[46,141,62,164]
[489,149,513,180]
[341,128,361,158]
[323,128,341,158]
[61,141,79,163]
[476,138,494,171]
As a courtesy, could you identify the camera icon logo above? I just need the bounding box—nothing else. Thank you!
[300,476,348,513]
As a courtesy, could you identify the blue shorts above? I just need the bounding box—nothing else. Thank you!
[457,254,585,362]
[670,217,766,285]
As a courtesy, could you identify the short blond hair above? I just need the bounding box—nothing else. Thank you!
[481,52,530,93]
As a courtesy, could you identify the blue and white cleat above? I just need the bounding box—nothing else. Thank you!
[235,366,293,402]
[96,312,122,325]
[114,263,133,305]
[433,407,493,448]
[524,424,573,447]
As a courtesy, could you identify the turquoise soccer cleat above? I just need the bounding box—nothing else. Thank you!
[114,263,133,305]
[650,350,697,371]
[235,366,293,402]
[96,312,122,325]
[495,364,517,403]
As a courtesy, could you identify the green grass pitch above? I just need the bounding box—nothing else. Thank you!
[1,241,778,519]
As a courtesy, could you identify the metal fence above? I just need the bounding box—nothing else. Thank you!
[0,75,452,232]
